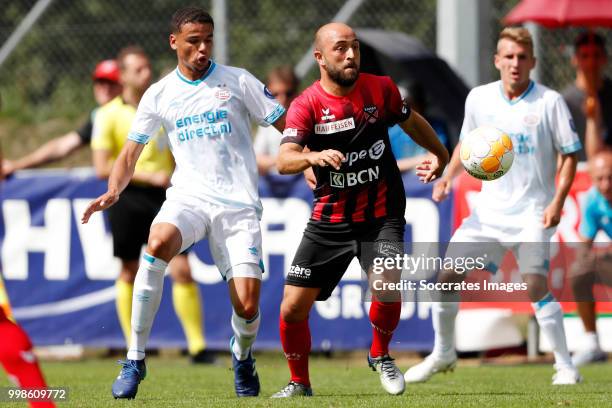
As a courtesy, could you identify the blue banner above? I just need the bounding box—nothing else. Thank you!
[0,170,452,351]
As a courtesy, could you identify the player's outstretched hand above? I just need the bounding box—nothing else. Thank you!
[542,201,562,228]
[81,190,119,224]
[309,149,345,170]
[415,157,443,184]
[432,178,452,202]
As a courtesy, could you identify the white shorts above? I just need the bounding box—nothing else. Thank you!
[152,190,263,281]
[446,211,555,276]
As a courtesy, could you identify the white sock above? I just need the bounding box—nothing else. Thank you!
[127,253,167,360]
[532,293,573,369]
[583,331,600,351]
[231,309,260,361]
[431,291,460,358]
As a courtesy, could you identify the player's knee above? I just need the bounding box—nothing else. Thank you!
[524,275,548,301]
[234,302,258,320]
[280,301,308,323]
[147,237,166,256]
[439,269,464,285]
[571,271,596,300]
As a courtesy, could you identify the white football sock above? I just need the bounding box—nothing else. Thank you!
[127,253,167,361]
[532,293,573,369]
[432,291,460,358]
[231,309,260,361]
[583,331,600,351]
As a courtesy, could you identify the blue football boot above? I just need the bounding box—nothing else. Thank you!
[111,359,146,399]
[230,336,260,397]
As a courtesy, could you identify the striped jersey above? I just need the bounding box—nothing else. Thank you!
[282,73,411,223]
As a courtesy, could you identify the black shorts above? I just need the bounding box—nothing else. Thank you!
[286,218,405,300]
[106,184,166,261]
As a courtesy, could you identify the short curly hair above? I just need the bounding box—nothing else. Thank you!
[170,7,214,34]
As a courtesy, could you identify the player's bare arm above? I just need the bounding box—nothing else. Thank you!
[399,110,449,183]
[3,131,83,176]
[82,140,145,223]
[543,152,577,228]
[431,143,464,202]
[584,97,606,159]
[272,113,286,134]
[277,142,345,174]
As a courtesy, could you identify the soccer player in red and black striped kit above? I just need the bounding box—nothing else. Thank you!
[271,23,448,398]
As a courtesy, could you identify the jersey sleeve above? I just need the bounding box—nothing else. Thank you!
[550,94,582,154]
[281,96,313,146]
[240,70,285,127]
[90,106,115,151]
[579,193,600,240]
[459,90,477,141]
[383,77,411,125]
[128,86,162,145]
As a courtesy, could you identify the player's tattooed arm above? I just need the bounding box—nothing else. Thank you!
[82,140,145,224]
[543,152,577,228]
[277,142,345,174]
[400,110,449,183]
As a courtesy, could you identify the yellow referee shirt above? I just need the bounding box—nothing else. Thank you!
[91,96,173,176]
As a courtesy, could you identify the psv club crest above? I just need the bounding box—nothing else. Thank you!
[363,105,378,124]
[215,86,231,101]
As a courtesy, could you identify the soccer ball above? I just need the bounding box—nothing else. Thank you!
[460,126,514,181]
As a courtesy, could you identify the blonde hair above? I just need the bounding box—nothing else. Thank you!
[497,27,534,56]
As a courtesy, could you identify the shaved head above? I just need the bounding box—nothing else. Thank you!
[315,23,356,50]
[313,22,360,90]
[591,150,612,171]
[590,150,612,201]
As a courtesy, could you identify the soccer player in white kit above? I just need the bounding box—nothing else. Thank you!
[404,27,583,385]
[82,7,286,399]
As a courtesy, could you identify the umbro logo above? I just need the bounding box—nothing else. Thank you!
[321,107,336,121]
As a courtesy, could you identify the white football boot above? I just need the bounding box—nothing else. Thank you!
[404,352,457,383]
[572,348,607,367]
[552,365,583,385]
[368,354,405,395]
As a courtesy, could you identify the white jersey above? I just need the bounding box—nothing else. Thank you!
[460,80,581,225]
[128,62,285,216]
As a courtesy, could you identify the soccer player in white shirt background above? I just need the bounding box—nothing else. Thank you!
[82,7,286,399]
[404,27,583,385]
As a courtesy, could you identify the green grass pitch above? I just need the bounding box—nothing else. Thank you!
[2,353,611,407]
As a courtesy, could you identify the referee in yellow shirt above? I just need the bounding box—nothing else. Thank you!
[91,46,212,363]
